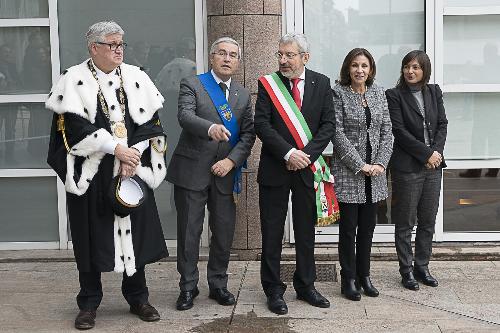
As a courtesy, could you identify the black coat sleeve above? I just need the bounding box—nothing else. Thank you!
[430,84,448,155]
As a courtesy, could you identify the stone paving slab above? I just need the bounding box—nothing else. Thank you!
[2,260,500,332]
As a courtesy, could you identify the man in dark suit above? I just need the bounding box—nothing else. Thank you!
[166,37,255,311]
[254,33,335,315]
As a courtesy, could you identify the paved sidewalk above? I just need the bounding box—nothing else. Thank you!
[1,254,500,332]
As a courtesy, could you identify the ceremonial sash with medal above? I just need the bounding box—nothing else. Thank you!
[198,72,245,195]
[258,73,340,226]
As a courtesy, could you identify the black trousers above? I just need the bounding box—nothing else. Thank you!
[174,178,236,291]
[338,202,377,279]
[260,172,316,296]
[76,267,148,310]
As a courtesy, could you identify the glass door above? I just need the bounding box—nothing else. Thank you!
[291,0,426,243]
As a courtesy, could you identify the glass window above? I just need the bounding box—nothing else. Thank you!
[0,0,49,18]
[444,0,500,6]
[304,0,424,89]
[444,93,500,160]
[0,177,59,241]
[444,15,500,84]
[57,0,198,240]
[0,103,52,168]
[443,169,500,232]
[0,27,52,94]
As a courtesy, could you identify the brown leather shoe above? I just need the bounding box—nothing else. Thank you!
[130,303,160,322]
[74,309,96,330]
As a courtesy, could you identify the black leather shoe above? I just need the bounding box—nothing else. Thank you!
[75,309,96,330]
[401,272,420,290]
[297,288,330,308]
[341,278,361,301]
[414,268,439,287]
[130,303,160,322]
[176,287,199,311]
[209,287,235,306]
[267,294,288,315]
[357,276,379,297]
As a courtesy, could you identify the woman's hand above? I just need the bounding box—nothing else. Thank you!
[427,151,442,169]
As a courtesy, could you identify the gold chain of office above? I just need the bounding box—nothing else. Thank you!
[87,60,128,138]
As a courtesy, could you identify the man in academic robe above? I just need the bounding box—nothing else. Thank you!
[166,37,255,311]
[46,21,168,330]
[255,33,335,315]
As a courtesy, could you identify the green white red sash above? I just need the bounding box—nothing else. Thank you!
[259,73,339,226]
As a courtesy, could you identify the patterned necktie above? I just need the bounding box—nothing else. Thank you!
[219,82,228,99]
[291,78,302,110]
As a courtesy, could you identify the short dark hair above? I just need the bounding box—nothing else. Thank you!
[338,48,377,87]
[396,50,432,88]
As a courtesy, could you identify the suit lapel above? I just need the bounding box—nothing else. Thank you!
[422,85,433,121]
[301,68,313,115]
[402,88,424,118]
[228,82,239,111]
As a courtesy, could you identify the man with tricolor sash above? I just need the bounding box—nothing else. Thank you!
[255,33,337,315]
[166,37,255,311]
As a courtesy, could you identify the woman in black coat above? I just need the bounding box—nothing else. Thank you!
[386,50,448,291]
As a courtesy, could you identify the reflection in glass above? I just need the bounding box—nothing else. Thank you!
[444,93,500,160]
[443,169,500,232]
[0,0,48,18]
[444,15,500,84]
[57,0,197,239]
[304,0,424,89]
[0,103,52,168]
[0,177,59,241]
[0,27,51,94]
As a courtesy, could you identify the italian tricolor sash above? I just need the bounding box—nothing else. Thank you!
[259,73,340,226]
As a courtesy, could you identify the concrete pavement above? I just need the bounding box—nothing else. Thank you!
[1,254,500,332]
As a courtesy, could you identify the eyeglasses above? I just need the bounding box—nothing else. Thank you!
[96,42,127,52]
[212,50,239,60]
[403,64,422,71]
[275,51,305,60]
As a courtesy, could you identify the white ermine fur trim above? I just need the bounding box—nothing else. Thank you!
[64,129,111,195]
[135,135,167,190]
[45,60,164,126]
[121,63,164,125]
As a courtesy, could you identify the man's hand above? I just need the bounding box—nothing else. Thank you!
[287,150,311,170]
[120,161,136,177]
[211,158,235,177]
[115,144,141,167]
[209,124,231,142]
[427,151,442,169]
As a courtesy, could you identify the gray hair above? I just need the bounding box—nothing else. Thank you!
[279,33,310,53]
[210,37,241,59]
[86,21,124,49]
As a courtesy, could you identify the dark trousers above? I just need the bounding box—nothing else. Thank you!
[174,178,236,291]
[260,173,316,296]
[391,168,442,274]
[338,202,377,279]
[76,267,148,310]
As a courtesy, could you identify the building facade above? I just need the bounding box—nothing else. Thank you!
[0,0,499,251]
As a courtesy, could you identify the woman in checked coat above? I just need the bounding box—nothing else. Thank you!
[331,48,393,301]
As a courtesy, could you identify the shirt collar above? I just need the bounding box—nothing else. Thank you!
[211,69,231,90]
[91,59,119,77]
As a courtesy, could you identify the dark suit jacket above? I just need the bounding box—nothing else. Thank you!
[386,84,448,173]
[254,69,335,187]
[166,74,255,194]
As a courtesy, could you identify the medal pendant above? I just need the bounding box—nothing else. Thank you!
[114,123,127,138]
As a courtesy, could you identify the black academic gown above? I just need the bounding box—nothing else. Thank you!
[47,91,168,273]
